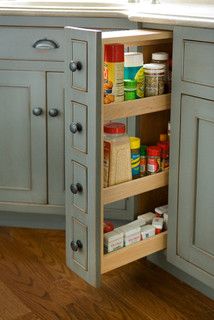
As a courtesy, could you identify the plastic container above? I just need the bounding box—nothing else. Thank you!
[124,79,137,101]
[152,52,169,93]
[147,146,161,174]
[157,141,169,171]
[152,217,164,234]
[104,44,124,104]
[124,52,144,98]
[144,63,165,97]
[140,145,147,177]
[130,137,141,179]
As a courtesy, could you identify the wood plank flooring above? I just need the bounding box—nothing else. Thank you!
[0,227,213,320]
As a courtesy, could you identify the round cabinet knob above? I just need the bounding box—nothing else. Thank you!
[70,122,82,134]
[70,183,83,194]
[69,61,82,72]
[70,240,83,252]
[32,107,43,116]
[49,108,59,117]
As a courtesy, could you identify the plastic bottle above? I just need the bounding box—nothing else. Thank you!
[147,146,161,175]
[144,63,165,97]
[124,79,137,101]
[124,52,144,98]
[130,137,141,179]
[152,52,169,93]
[140,145,147,177]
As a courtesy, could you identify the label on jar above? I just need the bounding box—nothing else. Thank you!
[104,61,124,104]
[131,152,140,177]
[147,157,161,174]
[104,141,111,187]
[140,156,147,176]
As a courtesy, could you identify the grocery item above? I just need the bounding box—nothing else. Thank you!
[103,221,114,233]
[124,52,144,98]
[147,146,161,174]
[159,133,168,142]
[137,212,155,224]
[157,141,169,171]
[152,52,169,93]
[152,217,164,234]
[116,223,141,246]
[124,79,137,100]
[104,230,124,253]
[141,225,156,240]
[168,122,171,143]
[163,212,168,230]
[104,44,124,104]
[155,204,168,217]
[140,145,147,177]
[144,63,165,97]
[130,137,141,179]
[104,122,132,187]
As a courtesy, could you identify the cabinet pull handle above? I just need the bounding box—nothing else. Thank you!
[49,108,59,117]
[70,183,83,194]
[70,240,83,252]
[69,61,82,72]
[33,39,59,50]
[70,122,82,134]
[32,107,43,116]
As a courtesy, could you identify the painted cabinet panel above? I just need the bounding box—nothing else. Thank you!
[0,71,47,203]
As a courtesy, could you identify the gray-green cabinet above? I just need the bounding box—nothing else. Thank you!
[168,26,214,290]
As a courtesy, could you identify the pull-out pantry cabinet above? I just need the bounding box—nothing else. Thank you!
[64,27,172,286]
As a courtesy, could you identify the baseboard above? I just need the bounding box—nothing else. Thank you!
[148,252,214,300]
[0,211,65,230]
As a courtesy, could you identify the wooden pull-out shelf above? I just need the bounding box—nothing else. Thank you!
[102,231,167,274]
[104,93,171,121]
[103,171,169,205]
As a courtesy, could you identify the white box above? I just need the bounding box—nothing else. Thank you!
[163,213,168,229]
[155,205,168,216]
[116,224,141,247]
[141,225,156,240]
[152,217,164,231]
[137,212,155,224]
[104,230,124,253]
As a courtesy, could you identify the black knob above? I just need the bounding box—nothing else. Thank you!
[32,107,43,116]
[70,183,83,194]
[70,240,83,252]
[69,61,82,72]
[70,122,82,134]
[49,108,59,117]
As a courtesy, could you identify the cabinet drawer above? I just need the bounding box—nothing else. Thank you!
[72,218,88,271]
[183,40,214,87]
[71,161,87,213]
[0,27,64,61]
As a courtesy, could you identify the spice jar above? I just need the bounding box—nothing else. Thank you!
[157,141,169,171]
[104,44,124,104]
[144,64,165,97]
[130,137,141,179]
[124,52,144,98]
[104,122,132,187]
[147,146,161,175]
[124,79,137,101]
[152,52,169,93]
[140,145,147,177]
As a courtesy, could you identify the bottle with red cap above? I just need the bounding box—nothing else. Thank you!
[147,146,161,175]
[104,44,124,104]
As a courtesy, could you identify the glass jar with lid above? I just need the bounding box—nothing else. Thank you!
[144,64,165,97]
[152,52,169,93]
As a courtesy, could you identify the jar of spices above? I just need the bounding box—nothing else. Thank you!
[157,141,169,171]
[152,52,169,93]
[140,145,147,177]
[124,79,137,101]
[144,64,165,97]
[147,146,161,175]
[130,137,141,179]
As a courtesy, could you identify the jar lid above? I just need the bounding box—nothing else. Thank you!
[144,63,165,70]
[152,52,169,61]
[159,133,167,142]
[147,146,161,156]
[124,52,144,67]
[140,145,147,156]
[130,137,140,149]
[104,44,124,63]
[104,122,126,134]
[124,79,137,89]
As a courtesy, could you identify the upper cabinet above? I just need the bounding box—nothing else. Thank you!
[167,27,214,290]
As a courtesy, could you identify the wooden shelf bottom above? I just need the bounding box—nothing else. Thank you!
[101,231,167,274]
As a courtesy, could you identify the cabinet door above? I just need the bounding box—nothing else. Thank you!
[167,27,214,289]
[0,71,46,204]
[47,72,65,206]
[64,27,102,286]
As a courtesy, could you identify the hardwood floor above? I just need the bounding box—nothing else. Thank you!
[0,227,213,320]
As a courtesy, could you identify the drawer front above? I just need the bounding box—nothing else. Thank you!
[0,27,64,61]
[71,161,87,213]
[72,218,88,271]
[183,40,214,87]
[70,101,87,154]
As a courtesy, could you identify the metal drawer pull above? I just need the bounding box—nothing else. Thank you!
[70,240,83,252]
[69,61,82,72]
[49,108,59,117]
[33,39,59,50]
[32,107,43,116]
[70,183,83,194]
[70,122,82,134]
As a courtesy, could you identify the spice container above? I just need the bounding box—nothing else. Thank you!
[137,212,155,224]
[124,79,137,101]
[130,137,141,179]
[104,122,132,187]
[144,63,165,97]
[157,141,169,171]
[140,145,147,177]
[104,44,124,104]
[124,52,144,98]
[152,52,169,93]
[147,146,161,175]
[152,217,164,234]
[155,205,168,218]
[141,225,156,240]
[104,230,124,253]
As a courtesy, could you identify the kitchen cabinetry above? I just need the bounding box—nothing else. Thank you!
[168,27,214,290]
[64,27,172,286]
